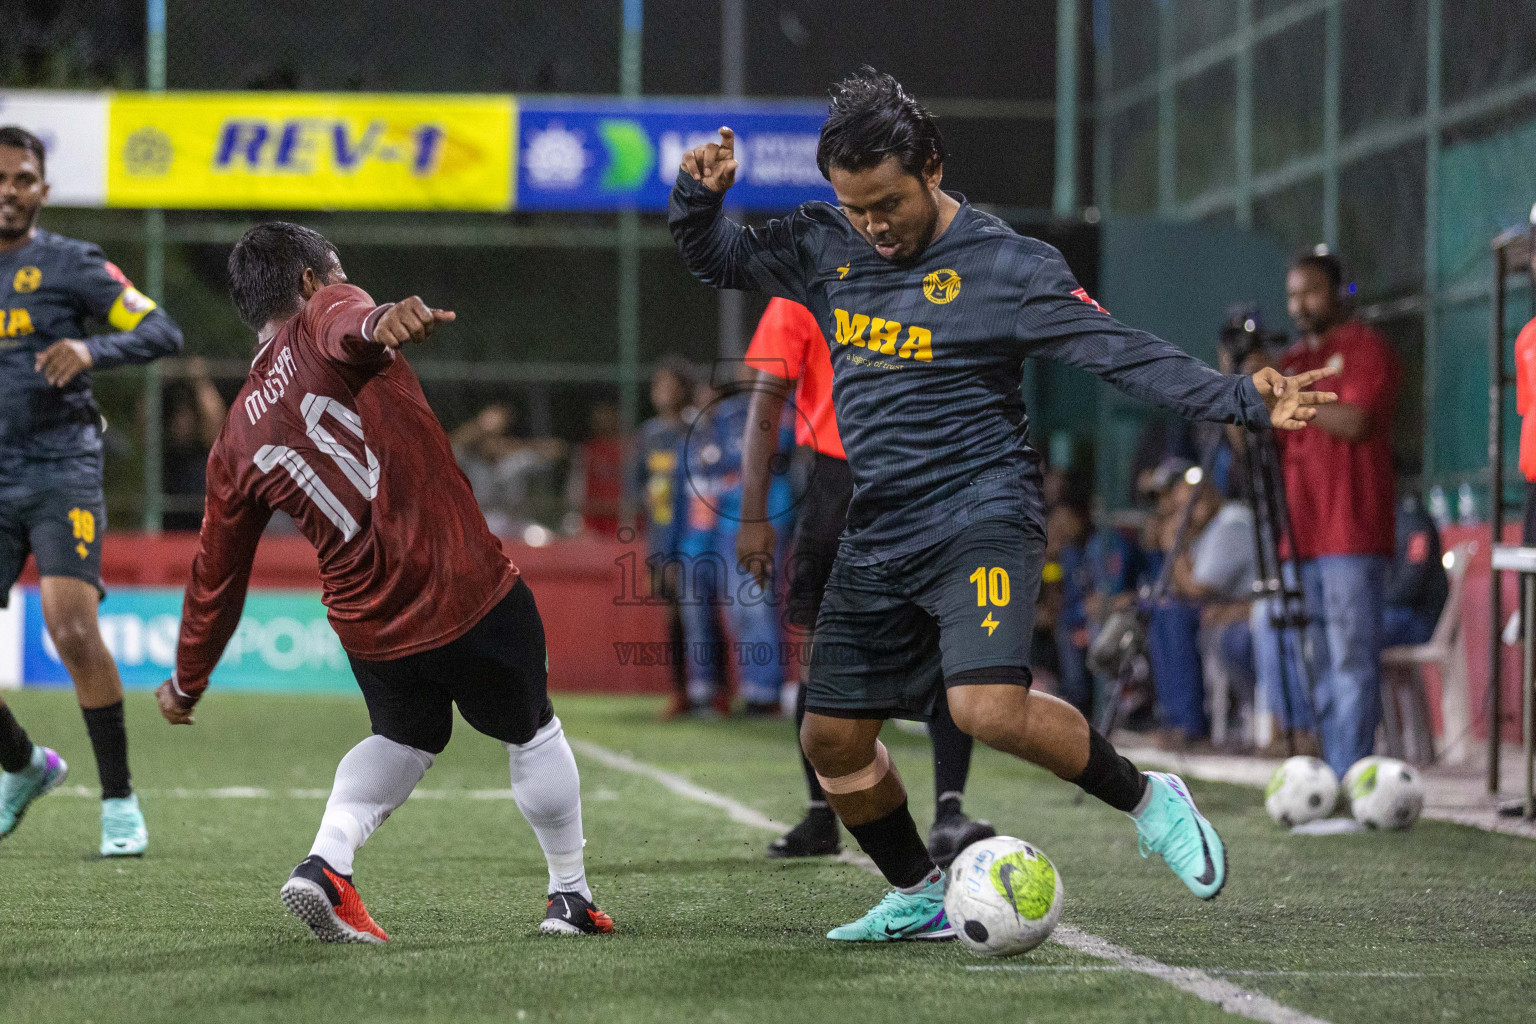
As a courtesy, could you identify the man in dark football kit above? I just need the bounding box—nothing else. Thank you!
[0,126,184,857]
[154,223,614,942]
[671,70,1338,941]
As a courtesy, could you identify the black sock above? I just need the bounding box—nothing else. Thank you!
[928,693,974,805]
[844,800,937,888]
[81,702,131,800]
[794,682,827,804]
[1072,728,1147,813]
[0,705,33,773]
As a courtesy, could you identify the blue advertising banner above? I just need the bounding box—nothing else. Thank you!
[515,98,833,212]
[21,586,354,693]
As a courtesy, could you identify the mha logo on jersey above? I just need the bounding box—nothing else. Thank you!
[833,308,933,363]
[922,269,961,304]
[13,266,41,293]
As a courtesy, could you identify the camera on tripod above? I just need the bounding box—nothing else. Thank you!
[1218,304,1288,367]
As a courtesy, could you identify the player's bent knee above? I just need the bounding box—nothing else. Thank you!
[504,714,563,752]
[813,740,890,795]
[946,666,1032,743]
[800,721,872,776]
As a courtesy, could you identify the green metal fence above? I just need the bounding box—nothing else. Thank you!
[1093,0,1536,511]
[7,0,1077,532]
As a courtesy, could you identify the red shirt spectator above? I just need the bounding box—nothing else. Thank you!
[1278,319,1400,558]
[568,402,626,536]
[744,297,845,459]
[1515,318,1536,482]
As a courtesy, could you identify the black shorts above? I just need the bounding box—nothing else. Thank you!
[0,484,106,608]
[806,516,1045,720]
[784,451,853,632]
[349,579,554,754]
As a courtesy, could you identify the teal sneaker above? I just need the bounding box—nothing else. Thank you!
[100,793,148,857]
[827,869,954,942]
[0,746,69,841]
[1133,772,1226,900]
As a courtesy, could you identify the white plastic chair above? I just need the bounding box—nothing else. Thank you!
[1379,541,1475,765]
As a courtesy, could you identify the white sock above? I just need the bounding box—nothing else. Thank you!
[308,735,434,876]
[507,716,590,900]
[1130,774,1156,818]
[897,867,944,894]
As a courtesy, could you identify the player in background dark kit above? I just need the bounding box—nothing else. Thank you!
[155,223,613,942]
[737,297,994,865]
[635,357,696,717]
[672,70,1338,941]
[0,126,184,856]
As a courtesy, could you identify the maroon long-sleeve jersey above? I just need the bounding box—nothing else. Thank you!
[173,284,517,695]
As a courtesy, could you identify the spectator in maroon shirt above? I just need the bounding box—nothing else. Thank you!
[1265,251,1400,777]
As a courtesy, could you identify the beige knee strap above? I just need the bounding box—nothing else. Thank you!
[816,741,891,795]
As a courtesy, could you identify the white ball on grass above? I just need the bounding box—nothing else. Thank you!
[944,836,1063,958]
[1347,756,1424,830]
[1265,755,1340,827]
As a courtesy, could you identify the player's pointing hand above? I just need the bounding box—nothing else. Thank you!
[375,296,456,349]
[681,127,738,194]
[1252,364,1340,431]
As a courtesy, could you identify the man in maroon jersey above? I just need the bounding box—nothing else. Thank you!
[154,223,614,942]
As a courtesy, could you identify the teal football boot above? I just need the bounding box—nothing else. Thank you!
[1133,772,1227,900]
[0,745,69,841]
[827,869,954,942]
[100,793,148,857]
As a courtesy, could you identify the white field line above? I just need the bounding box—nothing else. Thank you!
[567,739,1333,1024]
[966,966,1431,979]
[51,785,516,801]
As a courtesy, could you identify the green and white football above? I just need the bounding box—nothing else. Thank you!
[1265,755,1340,827]
[1347,756,1424,830]
[944,835,1063,957]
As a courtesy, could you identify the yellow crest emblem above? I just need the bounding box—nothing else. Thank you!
[922,268,961,304]
[13,266,41,293]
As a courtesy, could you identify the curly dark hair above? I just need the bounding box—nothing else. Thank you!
[227,222,340,331]
[816,67,946,180]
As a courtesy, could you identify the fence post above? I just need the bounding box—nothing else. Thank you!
[142,0,167,532]
[617,0,643,529]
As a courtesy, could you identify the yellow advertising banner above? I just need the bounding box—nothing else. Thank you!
[106,92,515,211]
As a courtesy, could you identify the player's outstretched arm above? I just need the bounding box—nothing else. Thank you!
[371,296,455,349]
[668,127,815,302]
[1250,365,1339,430]
[1020,251,1328,431]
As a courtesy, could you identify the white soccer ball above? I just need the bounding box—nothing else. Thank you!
[1340,755,1383,799]
[944,836,1063,957]
[1347,756,1424,830]
[1264,755,1340,827]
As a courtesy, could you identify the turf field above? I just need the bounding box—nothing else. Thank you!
[2,690,1533,1024]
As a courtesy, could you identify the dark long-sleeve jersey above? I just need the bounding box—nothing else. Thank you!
[669,171,1270,563]
[173,284,517,695]
[0,229,184,492]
